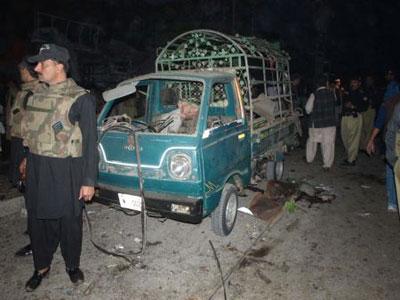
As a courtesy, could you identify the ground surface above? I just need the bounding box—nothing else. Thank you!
[1,144,400,300]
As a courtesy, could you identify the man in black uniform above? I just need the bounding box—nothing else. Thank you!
[20,44,98,292]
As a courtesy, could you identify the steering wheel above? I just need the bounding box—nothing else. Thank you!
[131,119,157,133]
[151,114,178,133]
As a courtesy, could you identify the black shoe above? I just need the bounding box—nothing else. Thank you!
[341,160,355,166]
[67,268,84,285]
[15,244,32,257]
[25,268,50,292]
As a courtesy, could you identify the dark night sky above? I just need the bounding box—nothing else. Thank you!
[1,0,400,84]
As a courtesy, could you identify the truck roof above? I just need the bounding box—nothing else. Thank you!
[116,70,236,87]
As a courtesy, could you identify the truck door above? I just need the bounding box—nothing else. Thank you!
[201,81,251,214]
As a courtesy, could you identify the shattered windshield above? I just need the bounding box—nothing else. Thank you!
[103,79,203,135]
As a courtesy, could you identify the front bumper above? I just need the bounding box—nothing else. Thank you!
[95,185,203,224]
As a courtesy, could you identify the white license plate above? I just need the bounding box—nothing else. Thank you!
[118,193,142,211]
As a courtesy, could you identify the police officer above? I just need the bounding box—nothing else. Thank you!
[341,78,366,166]
[21,44,98,292]
[10,58,42,257]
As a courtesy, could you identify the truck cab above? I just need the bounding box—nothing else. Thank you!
[96,71,250,235]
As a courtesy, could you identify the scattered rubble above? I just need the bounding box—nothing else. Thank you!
[244,179,336,221]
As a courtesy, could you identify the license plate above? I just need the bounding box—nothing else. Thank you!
[118,193,142,211]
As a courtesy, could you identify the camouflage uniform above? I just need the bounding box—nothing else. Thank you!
[22,78,86,158]
[8,79,41,185]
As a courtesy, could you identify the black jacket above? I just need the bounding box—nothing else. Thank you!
[309,87,337,128]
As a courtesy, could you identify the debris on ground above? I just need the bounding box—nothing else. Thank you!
[83,281,96,296]
[299,182,316,197]
[249,180,297,221]
[356,212,371,217]
[238,207,253,215]
[246,179,337,221]
[115,244,125,250]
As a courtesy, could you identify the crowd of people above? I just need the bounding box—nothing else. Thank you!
[1,42,400,293]
[296,70,400,214]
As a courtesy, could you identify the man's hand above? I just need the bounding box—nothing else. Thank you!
[366,139,375,155]
[19,158,27,181]
[79,186,95,202]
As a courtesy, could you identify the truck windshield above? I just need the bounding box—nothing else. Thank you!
[103,79,203,135]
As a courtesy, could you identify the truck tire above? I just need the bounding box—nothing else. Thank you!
[266,161,276,180]
[275,160,284,180]
[266,160,284,180]
[211,183,238,236]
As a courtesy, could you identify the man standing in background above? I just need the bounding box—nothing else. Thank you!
[341,78,365,166]
[9,58,42,257]
[305,75,337,170]
[359,76,377,153]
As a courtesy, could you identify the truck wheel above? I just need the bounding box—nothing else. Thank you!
[266,161,275,180]
[275,160,284,180]
[211,183,238,236]
[266,160,284,180]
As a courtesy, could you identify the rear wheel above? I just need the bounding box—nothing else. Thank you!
[211,183,238,236]
[275,160,284,180]
[266,159,284,180]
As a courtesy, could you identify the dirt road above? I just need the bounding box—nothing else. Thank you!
[1,145,399,299]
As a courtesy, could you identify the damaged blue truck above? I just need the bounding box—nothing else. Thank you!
[95,30,301,236]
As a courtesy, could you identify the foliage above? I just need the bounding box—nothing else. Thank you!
[284,198,297,213]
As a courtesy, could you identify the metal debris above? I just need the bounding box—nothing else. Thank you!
[360,185,371,189]
[83,281,96,296]
[356,212,371,217]
[299,182,316,197]
[114,244,124,250]
[237,207,253,215]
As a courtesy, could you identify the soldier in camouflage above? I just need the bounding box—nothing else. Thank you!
[21,44,98,292]
[9,59,41,185]
[10,58,42,258]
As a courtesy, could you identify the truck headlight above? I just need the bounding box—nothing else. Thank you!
[169,153,192,180]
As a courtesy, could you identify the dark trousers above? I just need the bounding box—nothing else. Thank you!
[28,211,83,271]
[8,137,24,186]
[9,137,29,233]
